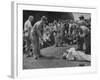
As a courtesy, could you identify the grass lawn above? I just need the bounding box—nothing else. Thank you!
[23,45,90,69]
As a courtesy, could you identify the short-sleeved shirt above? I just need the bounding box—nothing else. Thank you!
[53,25,57,31]
[24,20,32,32]
[24,20,32,37]
[80,26,89,36]
[31,21,43,37]
[78,20,86,26]
[56,23,61,33]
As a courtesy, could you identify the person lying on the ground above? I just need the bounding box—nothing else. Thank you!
[62,47,91,61]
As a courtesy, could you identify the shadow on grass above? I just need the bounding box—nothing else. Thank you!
[39,55,60,60]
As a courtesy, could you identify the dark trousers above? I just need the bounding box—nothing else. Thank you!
[77,37,84,50]
[85,33,91,54]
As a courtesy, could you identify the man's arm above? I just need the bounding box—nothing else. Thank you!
[28,22,33,33]
[30,27,34,40]
[68,24,71,34]
[36,25,44,41]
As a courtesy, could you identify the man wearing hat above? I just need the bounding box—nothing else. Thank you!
[78,16,86,26]
[77,16,90,51]
[30,16,47,59]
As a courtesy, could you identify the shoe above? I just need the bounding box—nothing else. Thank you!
[26,55,31,58]
[33,55,39,60]
[38,55,44,58]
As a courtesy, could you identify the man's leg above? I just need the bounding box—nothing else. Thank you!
[85,34,91,54]
[77,37,83,50]
[37,38,41,56]
[31,36,39,59]
[33,37,43,59]
[80,38,84,50]
[55,34,58,47]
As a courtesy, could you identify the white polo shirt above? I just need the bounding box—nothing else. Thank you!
[24,20,32,32]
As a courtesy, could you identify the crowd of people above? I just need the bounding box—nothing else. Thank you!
[23,15,91,59]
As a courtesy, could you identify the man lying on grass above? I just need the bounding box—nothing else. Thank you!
[62,47,91,62]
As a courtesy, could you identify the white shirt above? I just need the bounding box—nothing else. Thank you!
[24,20,32,32]
[79,26,90,37]
[64,48,91,61]
[53,25,57,31]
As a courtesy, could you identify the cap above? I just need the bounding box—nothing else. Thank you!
[79,15,84,20]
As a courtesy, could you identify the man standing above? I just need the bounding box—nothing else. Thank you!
[55,21,61,47]
[23,16,34,56]
[77,16,89,51]
[31,16,47,59]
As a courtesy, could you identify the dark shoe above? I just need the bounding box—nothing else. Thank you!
[38,55,44,58]
[33,56,39,60]
[79,64,85,66]
[62,56,67,59]
[26,55,31,58]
